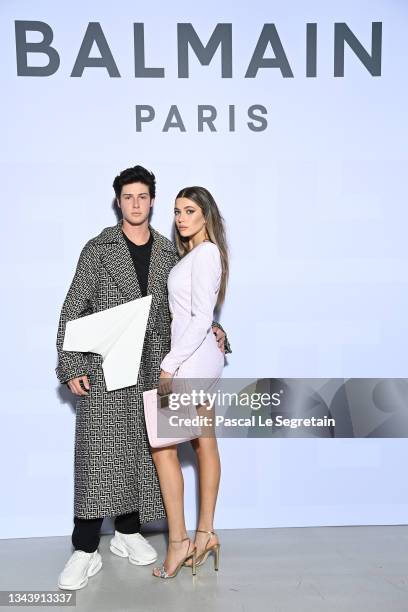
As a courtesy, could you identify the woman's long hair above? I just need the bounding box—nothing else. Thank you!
[174,186,229,308]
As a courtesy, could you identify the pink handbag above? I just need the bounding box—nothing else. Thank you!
[143,388,201,448]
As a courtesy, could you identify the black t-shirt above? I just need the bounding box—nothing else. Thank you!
[122,230,154,297]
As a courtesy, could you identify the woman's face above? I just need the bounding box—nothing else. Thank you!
[174,197,206,239]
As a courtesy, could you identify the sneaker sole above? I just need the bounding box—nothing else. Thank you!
[110,543,157,566]
[58,557,102,591]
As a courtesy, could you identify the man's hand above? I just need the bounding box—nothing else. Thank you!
[67,375,90,396]
[212,325,226,353]
[158,370,173,396]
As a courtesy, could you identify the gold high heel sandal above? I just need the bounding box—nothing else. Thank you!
[185,529,220,570]
[152,537,197,579]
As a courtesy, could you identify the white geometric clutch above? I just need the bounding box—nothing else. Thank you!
[63,295,152,391]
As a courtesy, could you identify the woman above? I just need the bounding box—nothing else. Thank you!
[151,186,229,579]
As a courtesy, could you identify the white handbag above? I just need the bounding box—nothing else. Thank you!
[143,388,201,448]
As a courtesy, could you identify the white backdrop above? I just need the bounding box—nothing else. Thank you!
[1,0,407,539]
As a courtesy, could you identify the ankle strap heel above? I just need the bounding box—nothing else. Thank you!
[194,529,220,570]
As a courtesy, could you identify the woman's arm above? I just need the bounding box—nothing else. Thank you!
[160,243,222,375]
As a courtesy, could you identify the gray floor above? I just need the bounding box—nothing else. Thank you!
[0,526,407,612]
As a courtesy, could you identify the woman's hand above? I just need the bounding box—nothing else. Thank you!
[159,369,173,396]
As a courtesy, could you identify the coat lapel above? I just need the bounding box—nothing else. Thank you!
[95,222,174,327]
[97,221,142,301]
[146,227,170,327]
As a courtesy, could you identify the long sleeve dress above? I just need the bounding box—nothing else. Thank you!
[160,241,225,381]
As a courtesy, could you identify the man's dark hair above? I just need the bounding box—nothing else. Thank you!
[113,165,156,199]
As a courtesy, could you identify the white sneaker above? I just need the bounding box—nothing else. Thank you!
[57,550,102,590]
[110,531,158,565]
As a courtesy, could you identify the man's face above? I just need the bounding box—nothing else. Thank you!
[117,182,153,226]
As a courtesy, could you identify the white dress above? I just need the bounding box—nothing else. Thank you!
[160,241,224,380]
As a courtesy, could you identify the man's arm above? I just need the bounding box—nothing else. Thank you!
[55,241,99,384]
[212,320,232,354]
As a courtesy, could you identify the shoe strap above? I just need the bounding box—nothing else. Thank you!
[169,536,190,544]
[167,536,194,561]
[196,529,216,548]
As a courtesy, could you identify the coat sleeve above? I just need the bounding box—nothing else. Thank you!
[210,319,232,354]
[55,240,100,384]
[160,243,221,375]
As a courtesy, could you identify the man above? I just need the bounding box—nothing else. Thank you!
[56,165,229,590]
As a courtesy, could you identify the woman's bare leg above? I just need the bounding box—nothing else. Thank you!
[185,404,221,563]
[151,445,194,575]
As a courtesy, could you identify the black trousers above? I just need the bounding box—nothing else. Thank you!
[72,511,141,553]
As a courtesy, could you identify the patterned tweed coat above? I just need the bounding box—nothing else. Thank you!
[56,220,179,521]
